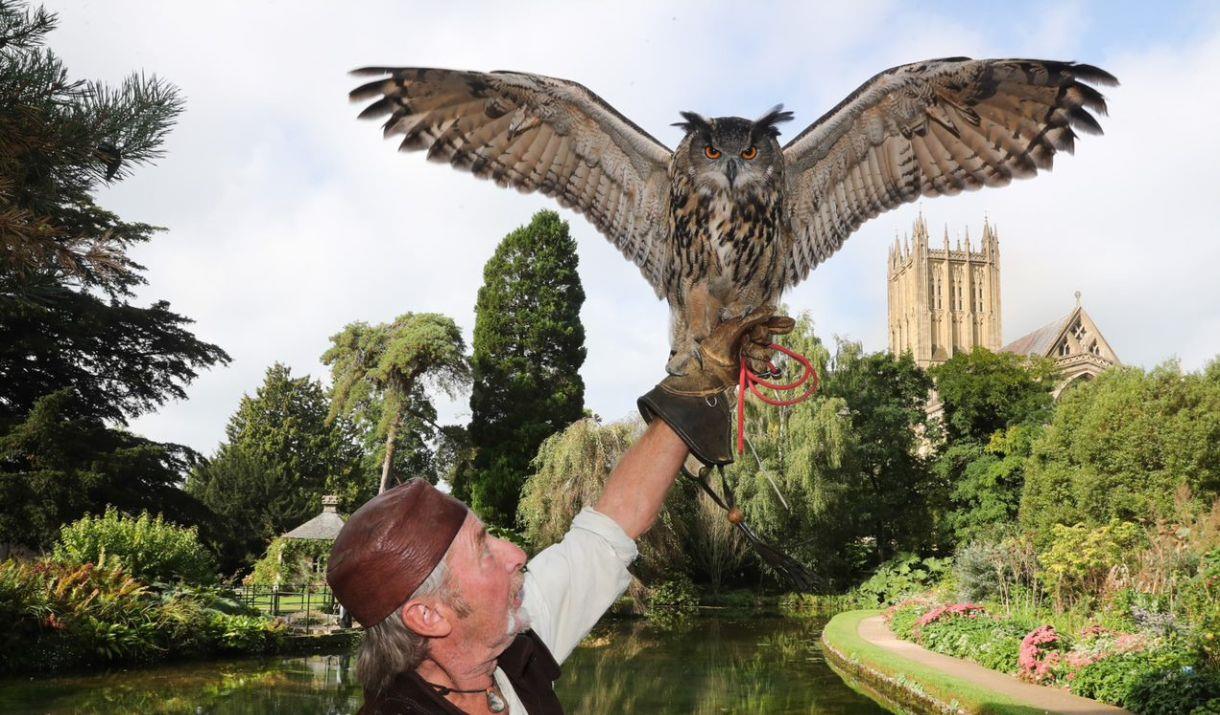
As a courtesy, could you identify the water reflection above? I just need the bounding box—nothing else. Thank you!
[0,654,362,714]
[0,617,885,714]
[558,617,885,714]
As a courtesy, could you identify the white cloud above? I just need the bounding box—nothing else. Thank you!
[36,1,1220,454]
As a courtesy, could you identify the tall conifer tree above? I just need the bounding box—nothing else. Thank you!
[463,211,586,526]
[0,2,226,549]
[186,364,365,570]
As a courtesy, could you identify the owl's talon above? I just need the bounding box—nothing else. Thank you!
[719,303,758,322]
[665,346,704,376]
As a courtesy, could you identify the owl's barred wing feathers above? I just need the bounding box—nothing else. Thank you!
[780,58,1117,287]
[351,68,674,295]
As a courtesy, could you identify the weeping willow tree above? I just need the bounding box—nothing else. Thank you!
[517,416,689,580]
[728,310,936,589]
[728,312,852,584]
[689,488,751,594]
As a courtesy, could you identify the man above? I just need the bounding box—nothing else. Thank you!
[326,308,792,713]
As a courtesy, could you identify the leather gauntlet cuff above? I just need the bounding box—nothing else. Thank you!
[637,384,734,466]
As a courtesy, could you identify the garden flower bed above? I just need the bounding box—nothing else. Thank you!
[0,559,290,675]
[885,600,1220,713]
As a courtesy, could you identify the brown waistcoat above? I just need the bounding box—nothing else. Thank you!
[358,630,564,715]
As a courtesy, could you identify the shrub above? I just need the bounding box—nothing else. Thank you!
[955,539,1006,601]
[854,553,951,607]
[645,574,698,621]
[778,592,851,618]
[53,508,217,585]
[0,558,284,675]
[1069,641,1198,709]
[1018,625,1070,683]
[1183,548,1220,663]
[915,603,986,631]
[885,600,927,641]
[1039,520,1142,611]
[921,613,1026,673]
[1123,665,1220,715]
[246,537,332,588]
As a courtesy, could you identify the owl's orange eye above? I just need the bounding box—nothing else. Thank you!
[704,145,721,160]
[741,146,758,160]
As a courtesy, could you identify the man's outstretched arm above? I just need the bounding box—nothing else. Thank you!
[594,420,688,540]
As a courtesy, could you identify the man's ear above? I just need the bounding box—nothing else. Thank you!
[401,599,451,638]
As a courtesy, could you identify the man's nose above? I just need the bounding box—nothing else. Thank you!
[496,538,527,571]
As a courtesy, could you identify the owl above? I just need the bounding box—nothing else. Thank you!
[350,59,1115,374]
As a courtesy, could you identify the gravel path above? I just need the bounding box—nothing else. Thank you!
[856,615,1131,714]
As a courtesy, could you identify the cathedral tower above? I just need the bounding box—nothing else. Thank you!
[887,214,1002,368]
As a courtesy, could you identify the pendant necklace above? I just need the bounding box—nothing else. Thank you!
[425,679,507,713]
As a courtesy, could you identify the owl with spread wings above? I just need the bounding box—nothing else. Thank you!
[351,59,1115,375]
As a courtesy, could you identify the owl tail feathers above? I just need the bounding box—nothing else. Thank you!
[681,464,824,593]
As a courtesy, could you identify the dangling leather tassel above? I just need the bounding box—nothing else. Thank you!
[681,465,822,592]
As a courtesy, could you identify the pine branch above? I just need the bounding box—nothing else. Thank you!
[0,1,55,53]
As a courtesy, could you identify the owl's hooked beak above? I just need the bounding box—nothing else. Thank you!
[724,158,740,186]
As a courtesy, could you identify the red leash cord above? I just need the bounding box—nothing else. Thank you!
[736,343,820,454]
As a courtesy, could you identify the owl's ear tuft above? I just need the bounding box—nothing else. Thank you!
[752,104,794,139]
[672,111,712,136]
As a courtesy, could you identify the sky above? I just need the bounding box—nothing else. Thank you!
[39,0,1220,456]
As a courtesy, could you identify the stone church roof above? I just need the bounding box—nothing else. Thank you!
[1000,310,1074,356]
[282,495,345,541]
[1000,297,1118,365]
[998,295,1120,398]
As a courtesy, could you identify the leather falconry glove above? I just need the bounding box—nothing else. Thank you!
[638,306,795,466]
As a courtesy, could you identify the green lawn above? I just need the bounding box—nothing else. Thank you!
[241,589,336,615]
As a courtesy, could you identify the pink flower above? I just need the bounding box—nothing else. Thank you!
[1079,624,1111,640]
[1019,626,1062,683]
[916,603,986,629]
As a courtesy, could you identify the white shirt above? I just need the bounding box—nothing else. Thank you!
[491,507,638,714]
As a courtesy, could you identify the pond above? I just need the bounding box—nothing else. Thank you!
[0,616,887,714]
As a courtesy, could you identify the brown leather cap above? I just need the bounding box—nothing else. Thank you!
[326,479,468,627]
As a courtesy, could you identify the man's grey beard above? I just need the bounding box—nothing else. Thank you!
[505,587,529,636]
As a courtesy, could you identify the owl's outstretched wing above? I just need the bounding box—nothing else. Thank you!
[780,58,1116,287]
[351,67,674,295]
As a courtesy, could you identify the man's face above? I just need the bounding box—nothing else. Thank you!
[442,511,529,650]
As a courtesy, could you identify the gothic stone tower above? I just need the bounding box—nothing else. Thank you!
[888,214,1002,368]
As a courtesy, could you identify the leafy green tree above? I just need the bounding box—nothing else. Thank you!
[186,364,365,570]
[939,423,1041,543]
[324,313,470,494]
[0,1,226,427]
[0,390,216,550]
[825,342,938,564]
[930,347,1056,444]
[929,348,1056,547]
[1020,359,1220,539]
[465,211,586,526]
[518,416,688,580]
